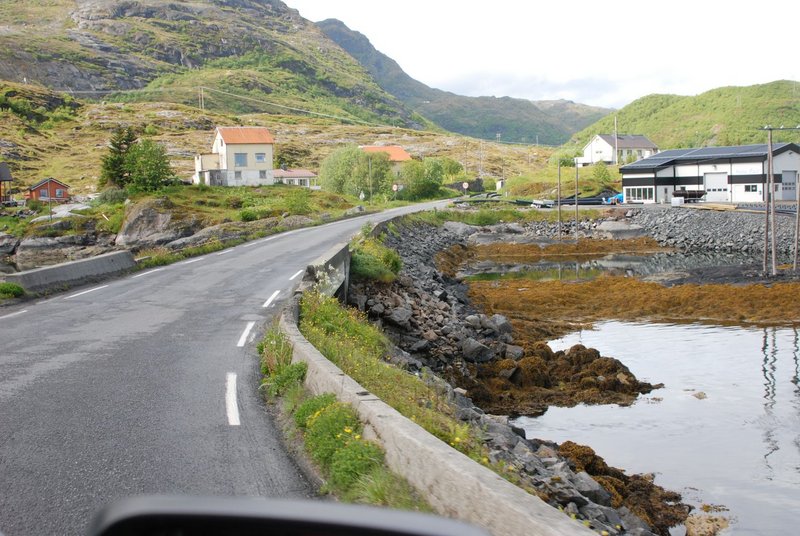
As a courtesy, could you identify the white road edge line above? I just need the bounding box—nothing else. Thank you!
[225,372,241,426]
[180,257,206,265]
[237,321,256,347]
[0,309,27,320]
[132,268,164,278]
[289,269,304,281]
[64,285,109,300]
[216,249,233,256]
[262,290,280,308]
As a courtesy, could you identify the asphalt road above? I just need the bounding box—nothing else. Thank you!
[0,201,444,536]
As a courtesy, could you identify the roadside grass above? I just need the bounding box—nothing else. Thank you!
[258,325,431,510]
[349,223,402,283]
[134,238,252,269]
[0,282,25,301]
[410,206,603,226]
[298,290,486,459]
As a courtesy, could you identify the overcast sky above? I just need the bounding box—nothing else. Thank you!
[285,0,800,109]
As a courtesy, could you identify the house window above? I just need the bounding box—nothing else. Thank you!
[259,170,267,179]
[234,153,247,167]
[255,153,266,164]
[40,188,49,198]
[55,189,64,198]
[744,185,757,192]
[625,187,654,201]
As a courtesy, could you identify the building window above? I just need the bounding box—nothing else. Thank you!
[259,170,267,179]
[744,184,757,192]
[40,188,49,198]
[55,189,64,198]
[625,187,654,201]
[234,153,247,167]
[255,153,266,163]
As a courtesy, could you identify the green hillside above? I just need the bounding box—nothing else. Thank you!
[316,18,610,145]
[569,81,800,151]
[0,0,430,129]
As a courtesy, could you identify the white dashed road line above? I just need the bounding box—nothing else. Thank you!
[132,268,164,278]
[262,290,280,308]
[64,285,109,300]
[237,321,256,347]
[0,309,27,320]
[289,269,304,281]
[225,372,240,426]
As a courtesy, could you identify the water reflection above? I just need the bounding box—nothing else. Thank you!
[761,328,779,477]
[516,321,800,534]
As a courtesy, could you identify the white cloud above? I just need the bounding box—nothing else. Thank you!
[287,0,800,108]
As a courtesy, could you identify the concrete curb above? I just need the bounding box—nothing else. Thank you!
[280,262,593,536]
[1,251,136,293]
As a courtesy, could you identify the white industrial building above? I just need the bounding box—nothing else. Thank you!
[619,143,800,204]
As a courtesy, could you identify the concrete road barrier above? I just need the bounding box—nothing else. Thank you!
[2,251,136,293]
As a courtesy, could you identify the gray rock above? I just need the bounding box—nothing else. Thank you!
[0,233,19,255]
[571,471,612,506]
[460,337,493,362]
[385,306,413,328]
[504,344,525,360]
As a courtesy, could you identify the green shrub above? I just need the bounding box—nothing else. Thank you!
[240,208,258,222]
[264,362,307,397]
[329,439,384,491]
[294,393,337,429]
[26,199,42,212]
[349,237,402,282]
[305,402,361,467]
[0,282,25,299]
[227,196,243,209]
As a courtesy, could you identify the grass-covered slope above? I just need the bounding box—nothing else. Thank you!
[569,80,800,151]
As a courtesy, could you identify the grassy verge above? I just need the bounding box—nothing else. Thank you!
[258,325,430,509]
[410,206,603,226]
[0,282,25,302]
[298,290,485,459]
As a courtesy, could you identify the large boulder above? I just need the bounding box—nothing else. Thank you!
[115,197,200,248]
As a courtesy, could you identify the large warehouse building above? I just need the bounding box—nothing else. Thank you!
[619,143,800,204]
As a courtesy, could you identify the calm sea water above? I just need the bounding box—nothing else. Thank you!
[514,321,800,535]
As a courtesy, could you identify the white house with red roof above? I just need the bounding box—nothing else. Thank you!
[194,126,275,186]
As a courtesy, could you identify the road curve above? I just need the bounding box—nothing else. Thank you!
[0,201,446,536]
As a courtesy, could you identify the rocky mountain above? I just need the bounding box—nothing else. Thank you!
[315,18,611,145]
[0,0,429,128]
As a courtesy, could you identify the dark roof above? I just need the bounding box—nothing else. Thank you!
[28,177,70,190]
[596,134,658,150]
[620,143,800,172]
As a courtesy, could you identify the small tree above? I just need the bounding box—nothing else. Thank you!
[125,139,174,192]
[100,127,137,188]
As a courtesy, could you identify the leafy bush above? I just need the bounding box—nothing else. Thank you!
[329,439,384,491]
[305,402,361,466]
[26,199,42,212]
[294,393,337,430]
[0,282,24,299]
[285,188,312,215]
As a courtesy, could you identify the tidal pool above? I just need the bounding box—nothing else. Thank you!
[514,321,800,535]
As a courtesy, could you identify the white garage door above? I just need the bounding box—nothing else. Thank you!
[704,172,729,202]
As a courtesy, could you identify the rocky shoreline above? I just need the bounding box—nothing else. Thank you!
[347,216,679,535]
[346,205,795,535]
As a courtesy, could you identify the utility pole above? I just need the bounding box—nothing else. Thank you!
[368,156,372,204]
[557,161,562,240]
[574,162,579,244]
[199,87,205,111]
[614,116,619,165]
[760,125,800,274]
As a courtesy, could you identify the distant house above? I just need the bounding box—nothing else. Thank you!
[26,178,70,203]
[273,168,320,190]
[619,143,800,204]
[360,145,412,177]
[576,134,658,166]
[194,126,275,186]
